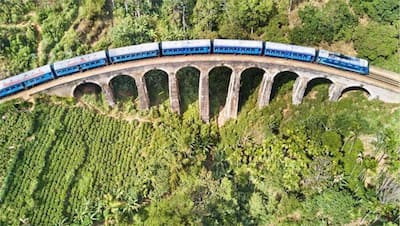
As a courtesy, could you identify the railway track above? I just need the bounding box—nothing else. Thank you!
[369,67,400,89]
[369,73,400,88]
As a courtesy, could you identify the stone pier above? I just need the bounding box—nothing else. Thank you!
[168,72,181,114]
[257,69,278,108]
[134,75,150,110]
[292,77,309,105]
[101,83,115,107]
[199,69,210,122]
[328,83,345,101]
[219,66,243,125]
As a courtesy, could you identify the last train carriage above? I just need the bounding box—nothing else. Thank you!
[317,49,369,75]
[0,39,371,99]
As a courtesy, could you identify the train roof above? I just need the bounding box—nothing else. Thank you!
[318,49,368,67]
[161,39,211,49]
[265,42,316,55]
[53,51,107,70]
[108,42,159,57]
[0,65,52,90]
[213,39,263,48]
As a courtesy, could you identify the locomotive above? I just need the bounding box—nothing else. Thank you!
[0,39,369,98]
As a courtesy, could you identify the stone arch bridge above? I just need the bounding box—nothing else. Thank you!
[2,55,400,124]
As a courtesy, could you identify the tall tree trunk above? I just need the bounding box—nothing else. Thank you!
[182,5,187,31]
[124,0,128,14]
[135,0,141,17]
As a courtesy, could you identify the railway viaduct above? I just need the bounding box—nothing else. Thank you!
[1,55,400,125]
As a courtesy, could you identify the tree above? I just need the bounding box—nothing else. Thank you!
[112,0,153,17]
[81,0,106,19]
[350,0,399,24]
[191,0,223,38]
[236,0,276,34]
[218,0,277,38]
[156,0,196,40]
[353,22,398,64]
[289,0,357,44]
[110,15,156,47]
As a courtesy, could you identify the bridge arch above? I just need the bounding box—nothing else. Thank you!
[207,63,235,75]
[270,70,300,103]
[208,66,233,119]
[175,66,201,113]
[339,86,371,100]
[175,64,202,74]
[144,69,170,107]
[108,74,138,102]
[239,67,265,112]
[72,81,103,100]
[304,77,333,101]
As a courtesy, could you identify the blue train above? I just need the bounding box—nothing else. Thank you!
[0,39,369,99]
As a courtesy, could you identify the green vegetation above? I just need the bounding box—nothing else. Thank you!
[0,75,399,225]
[0,0,399,225]
[290,0,357,45]
[353,22,400,72]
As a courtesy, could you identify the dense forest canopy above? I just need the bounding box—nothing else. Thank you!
[0,0,399,77]
[0,0,399,225]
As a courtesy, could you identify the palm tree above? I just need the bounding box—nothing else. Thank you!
[54,217,68,226]
[19,218,30,226]
[122,195,141,216]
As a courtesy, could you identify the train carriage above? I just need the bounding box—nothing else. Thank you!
[161,39,211,56]
[316,49,369,75]
[0,76,25,98]
[53,51,107,77]
[108,42,160,63]
[0,65,54,98]
[264,42,316,62]
[213,39,263,55]
[22,65,54,88]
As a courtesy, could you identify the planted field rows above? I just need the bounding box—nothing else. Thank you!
[0,104,163,225]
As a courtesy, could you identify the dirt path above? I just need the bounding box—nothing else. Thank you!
[33,22,45,62]
[0,11,46,63]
